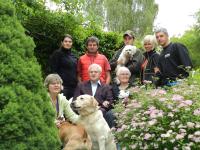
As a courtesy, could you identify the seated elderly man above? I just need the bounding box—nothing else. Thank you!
[73,63,115,128]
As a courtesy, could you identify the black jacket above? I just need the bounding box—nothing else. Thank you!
[49,47,78,88]
[141,50,159,83]
[158,42,193,80]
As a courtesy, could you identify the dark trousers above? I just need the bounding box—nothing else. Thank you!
[101,108,116,128]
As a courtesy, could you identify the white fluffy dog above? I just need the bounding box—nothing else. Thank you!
[73,94,117,150]
[116,45,137,69]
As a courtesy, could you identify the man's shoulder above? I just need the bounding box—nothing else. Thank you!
[171,42,188,52]
[78,54,89,62]
[97,53,107,58]
[78,80,90,86]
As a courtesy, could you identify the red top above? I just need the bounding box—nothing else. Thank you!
[77,53,111,83]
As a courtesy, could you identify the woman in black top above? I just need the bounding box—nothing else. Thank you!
[141,35,160,85]
[49,34,78,99]
[112,67,132,106]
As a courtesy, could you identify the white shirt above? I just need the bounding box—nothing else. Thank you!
[90,80,101,96]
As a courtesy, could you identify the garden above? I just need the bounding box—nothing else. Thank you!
[114,70,200,149]
[1,0,200,149]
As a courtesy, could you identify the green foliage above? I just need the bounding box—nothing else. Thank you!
[82,0,158,38]
[0,0,60,149]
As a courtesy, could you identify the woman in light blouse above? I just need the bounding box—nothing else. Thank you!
[44,74,78,127]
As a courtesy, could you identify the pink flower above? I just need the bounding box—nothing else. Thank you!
[193,108,200,116]
[127,101,141,108]
[159,97,167,102]
[172,94,184,101]
[148,119,157,126]
[150,89,166,97]
[176,133,185,140]
[184,100,193,105]
[117,124,127,132]
[144,133,151,140]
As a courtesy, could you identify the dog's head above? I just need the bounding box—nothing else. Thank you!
[122,45,137,57]
[73,95,99,115]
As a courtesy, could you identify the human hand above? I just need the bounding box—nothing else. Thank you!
[117,59,124,65]
[102,101,110,108]
[55,116,65,128]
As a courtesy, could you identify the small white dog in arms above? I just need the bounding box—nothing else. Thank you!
[73,94,117,150]
[116,45,137,70]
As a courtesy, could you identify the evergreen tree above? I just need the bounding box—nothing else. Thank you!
[0,0,60,149]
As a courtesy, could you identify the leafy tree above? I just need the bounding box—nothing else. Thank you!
[0,0,60,149]
[81,0,158,38]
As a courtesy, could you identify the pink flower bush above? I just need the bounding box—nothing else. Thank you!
[114,72,200,149]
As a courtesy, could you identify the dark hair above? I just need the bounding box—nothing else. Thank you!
[85,36,99,46]
[61,34,73,42]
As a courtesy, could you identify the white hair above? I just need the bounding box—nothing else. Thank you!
[88,63,102,73]
[142,35,158,50]
[116,66,131,77]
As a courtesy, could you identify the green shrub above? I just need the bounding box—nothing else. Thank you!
[0,0,60,149]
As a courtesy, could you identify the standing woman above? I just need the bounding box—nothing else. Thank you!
[49,34,78,99]
[140,35,160,84]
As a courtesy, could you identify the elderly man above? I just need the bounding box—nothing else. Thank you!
[77,36,111,84]
[73,64,115,128]
[155,27,193,86]
[109,30,144,84]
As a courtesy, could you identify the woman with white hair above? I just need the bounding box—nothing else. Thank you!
[140,35,160,84]
[44,74,78,127]
[112,66,132,105]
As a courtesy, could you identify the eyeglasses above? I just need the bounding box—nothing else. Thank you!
[119,73,130,76]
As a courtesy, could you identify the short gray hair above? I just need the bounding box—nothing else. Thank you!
[86,36,99,46]
[88,63,102,73]
[116,67,131,77]
[142,35,158,50]
[154,27,169,36]
[44,74,63,89]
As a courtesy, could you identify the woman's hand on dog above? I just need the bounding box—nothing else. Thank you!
[55,117,65,128]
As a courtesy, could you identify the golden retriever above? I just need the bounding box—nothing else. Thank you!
[59,121,92,150]
[73,94,117,150]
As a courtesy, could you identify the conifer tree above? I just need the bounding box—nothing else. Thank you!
[0,0,60,149]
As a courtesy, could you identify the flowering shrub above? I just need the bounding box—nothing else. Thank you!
[114,70,200,150]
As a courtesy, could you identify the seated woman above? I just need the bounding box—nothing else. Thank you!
[140,35,160,85]
[44,74,78,127]
[112,66,132,106]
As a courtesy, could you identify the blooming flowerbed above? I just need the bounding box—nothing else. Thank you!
[114,71,200,150]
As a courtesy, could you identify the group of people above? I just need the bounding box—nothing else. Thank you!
[46,27,193,129]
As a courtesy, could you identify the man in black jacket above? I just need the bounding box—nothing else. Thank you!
[109,30,144,84]
[155,28,193,86]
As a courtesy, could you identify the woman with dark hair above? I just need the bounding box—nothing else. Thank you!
[49,34,78,99]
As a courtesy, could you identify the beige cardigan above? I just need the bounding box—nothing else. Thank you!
[51,93,79,123]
